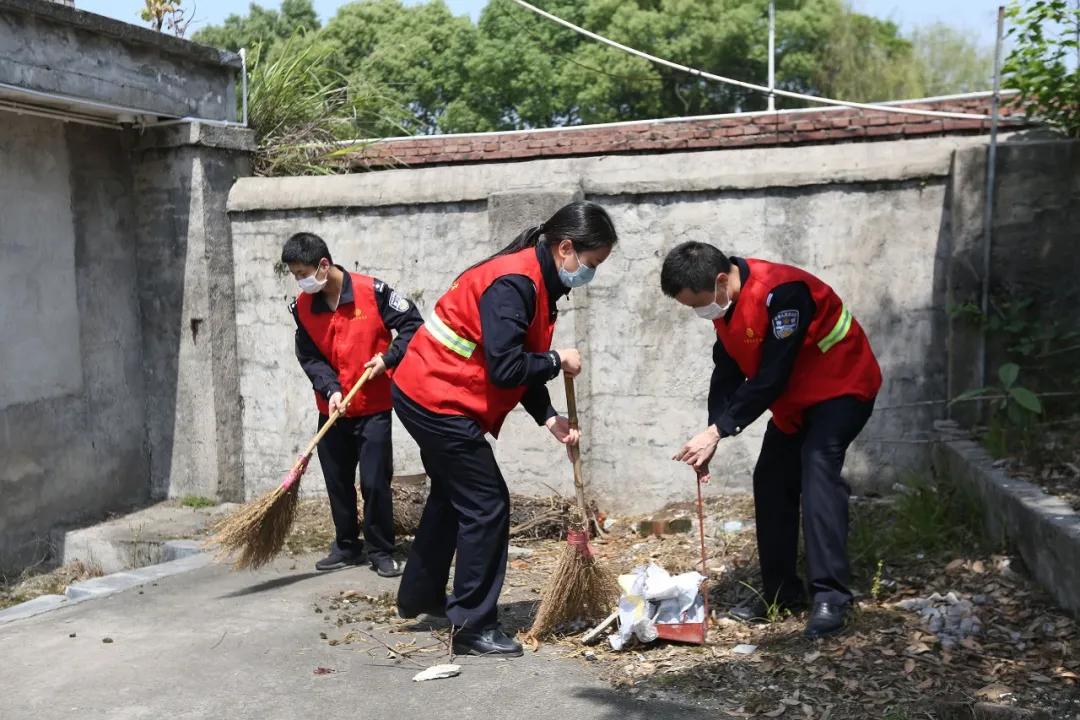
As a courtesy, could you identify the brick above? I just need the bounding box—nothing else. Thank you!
[904,121,944,135]
[867,125,900,137]
[867,115,889,126]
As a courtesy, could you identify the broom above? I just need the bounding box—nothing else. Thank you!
[209,367,375,570]
[526,374,619,640]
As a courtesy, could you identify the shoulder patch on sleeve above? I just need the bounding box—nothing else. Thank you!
[772,309,800,339]
[388,290,410,312]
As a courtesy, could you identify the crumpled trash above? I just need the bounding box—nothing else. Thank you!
[412,664,461,682]
[609,562,705,651]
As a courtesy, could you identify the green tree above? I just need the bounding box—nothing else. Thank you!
[319,0,478,134]
[194,0,957,135]
[192,0,320,54]
[911,23,994,96]
[806,7,923,102]
[1004,0,1080,138]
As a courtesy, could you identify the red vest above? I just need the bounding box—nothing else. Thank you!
[714,259,881,434]
[392,248,556,436]
[295,273,393,417]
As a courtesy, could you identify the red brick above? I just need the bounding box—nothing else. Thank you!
[867,115,889,126]
[866,125,900,137]
[903,121,944,135]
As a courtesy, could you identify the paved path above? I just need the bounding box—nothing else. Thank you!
[1,556,713,720]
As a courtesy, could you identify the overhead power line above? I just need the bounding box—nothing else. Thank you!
[509,0,1005,121]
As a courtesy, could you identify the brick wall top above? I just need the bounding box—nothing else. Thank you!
[344,93,1027,171]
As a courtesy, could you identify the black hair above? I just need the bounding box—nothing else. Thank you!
[467,200,618,272]
[281,232,333,267]
[660,241,732,297]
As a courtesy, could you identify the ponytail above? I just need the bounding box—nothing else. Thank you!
[461,201,617,276]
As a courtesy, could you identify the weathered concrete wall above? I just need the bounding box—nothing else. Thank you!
[227,135,1006,511]
[946,138,1080,418]
[0,0,239,121]
[0,116,252,573]
[134,124,254,502]
[0,114,149,571]
[933,422,1080,614]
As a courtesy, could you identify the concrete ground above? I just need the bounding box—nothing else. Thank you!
[0,555,713,720]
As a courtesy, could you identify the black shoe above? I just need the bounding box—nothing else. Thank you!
[729,595,806,624]
[369,553,404,578]
[804,602,850,639]
[396,601,448,620]
[452,626,523,658]
[314,544,366,572]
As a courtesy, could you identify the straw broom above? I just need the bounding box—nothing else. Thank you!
[209,368,375,570]
[526,375,619,641]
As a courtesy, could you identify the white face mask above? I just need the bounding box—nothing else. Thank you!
[693,280,731,320]
[297,264,328,294]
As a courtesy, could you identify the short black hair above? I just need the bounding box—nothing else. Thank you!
[281,232,332,267]
[660,241,732,297]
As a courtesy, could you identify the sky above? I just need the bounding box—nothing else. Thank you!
[77,0,1009,46]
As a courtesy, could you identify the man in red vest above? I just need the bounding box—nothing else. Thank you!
[661,241,881,638]
[282,232,423,577]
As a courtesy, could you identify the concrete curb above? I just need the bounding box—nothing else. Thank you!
[932,421,1080,615]
[0,552,213,626]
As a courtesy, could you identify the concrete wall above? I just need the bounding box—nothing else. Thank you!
[0,0,239,121]
[134,124,253,502]
[946,138,1080,415]
[0,2,250,574]
[0,117,252,574]
[0,114,149,571]
[227,134,1007,512]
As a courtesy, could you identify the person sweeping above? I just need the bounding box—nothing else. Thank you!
[391,201,619,657]
[282,232,423,577]
[660,242,881,639]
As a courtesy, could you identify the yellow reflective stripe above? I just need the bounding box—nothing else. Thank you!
[818,305,853,353]
[428,313,476,359]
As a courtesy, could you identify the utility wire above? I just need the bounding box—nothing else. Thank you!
[510,0,1011,122]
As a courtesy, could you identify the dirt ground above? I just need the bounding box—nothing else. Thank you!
[305,488,1080,720]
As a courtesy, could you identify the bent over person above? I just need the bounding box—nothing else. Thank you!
[661,241,881,638]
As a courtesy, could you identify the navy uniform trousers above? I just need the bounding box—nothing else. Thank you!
[393,389,510,631]
[753,394,875,607]
[316,410,395,558]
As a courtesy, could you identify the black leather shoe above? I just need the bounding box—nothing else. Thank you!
[396,601,448,620]
[729,596,806,624]
[804,602,850,639]
[452,627,523,657]
[369,553,405,578]
[314,544,366,572]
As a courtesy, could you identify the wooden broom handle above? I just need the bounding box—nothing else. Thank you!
[563,374,589,527]
[298,367,376,461]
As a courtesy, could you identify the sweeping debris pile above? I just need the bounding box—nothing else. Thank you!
[609,563,706,650]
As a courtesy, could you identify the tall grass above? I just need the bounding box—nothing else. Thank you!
[246,37,406,176]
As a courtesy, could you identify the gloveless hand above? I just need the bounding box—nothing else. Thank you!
[673,425,721,470]
[364,353,387,378]
[546,415,581,462]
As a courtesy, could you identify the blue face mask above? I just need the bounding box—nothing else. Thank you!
[558,252,596,288]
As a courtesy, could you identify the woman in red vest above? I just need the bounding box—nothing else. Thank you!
[283,232,423,577]
[392,201,619,657]
[661,241,881,639]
